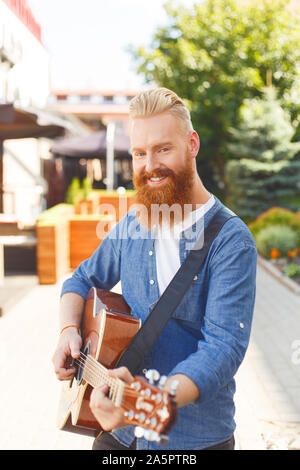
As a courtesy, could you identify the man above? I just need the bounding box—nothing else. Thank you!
[52,87,257,450]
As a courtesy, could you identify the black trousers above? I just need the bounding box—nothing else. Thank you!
[92,432,235,450]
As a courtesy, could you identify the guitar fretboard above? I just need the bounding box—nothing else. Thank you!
[77,352,125,407]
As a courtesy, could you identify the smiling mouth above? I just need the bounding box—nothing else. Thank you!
[148,176,168,185]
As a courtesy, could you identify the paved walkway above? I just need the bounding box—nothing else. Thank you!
[235,266,300,450]
[0,264,299,450]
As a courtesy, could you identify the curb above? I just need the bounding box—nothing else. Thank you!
[257,255,300,295]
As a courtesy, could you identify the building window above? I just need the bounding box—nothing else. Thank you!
[79,95,90,102]
[103,95,114,103]
[56,95,67,102]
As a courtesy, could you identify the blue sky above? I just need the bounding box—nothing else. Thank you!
[27,0,196,91]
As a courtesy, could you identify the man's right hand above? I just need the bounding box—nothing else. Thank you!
[52,327,82,381]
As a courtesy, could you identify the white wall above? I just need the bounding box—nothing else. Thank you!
[0,0,50,107]
[3,138,51,225]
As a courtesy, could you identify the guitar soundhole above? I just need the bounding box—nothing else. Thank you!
[76,341,91,385]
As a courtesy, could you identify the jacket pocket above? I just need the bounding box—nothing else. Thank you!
[148,276,205,327]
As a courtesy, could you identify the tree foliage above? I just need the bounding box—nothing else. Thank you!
[225,87,300,219]
[132,0,300,196]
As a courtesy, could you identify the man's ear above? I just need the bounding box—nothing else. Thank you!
[189,131,200,158]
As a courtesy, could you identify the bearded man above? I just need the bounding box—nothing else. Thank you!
[52,88,257,451]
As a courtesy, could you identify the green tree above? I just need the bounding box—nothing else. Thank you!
[225,87,300,220]
[133,0,300,197]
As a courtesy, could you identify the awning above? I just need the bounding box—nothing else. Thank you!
[0,103,68,139]
[50,129,131,159]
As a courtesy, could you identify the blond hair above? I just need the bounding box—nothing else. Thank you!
[129,87,193,135]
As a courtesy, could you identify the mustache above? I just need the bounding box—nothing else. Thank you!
[137,168,175,182]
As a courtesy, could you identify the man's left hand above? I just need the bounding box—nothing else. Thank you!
[89,367,134,431]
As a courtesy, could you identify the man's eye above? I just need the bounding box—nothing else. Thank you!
[160,147,169,153]
[134,152,145,158]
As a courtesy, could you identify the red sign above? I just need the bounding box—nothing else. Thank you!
[3,0,42,43]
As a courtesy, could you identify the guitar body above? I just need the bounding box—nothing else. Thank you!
[57,287,141,437]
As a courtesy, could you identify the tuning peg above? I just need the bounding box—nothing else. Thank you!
[143,429,160,442]
[158,375,168,389]
[144,369,160,384]
[134,426,145,439]
[170,379,179,397]
[135,427,170,445]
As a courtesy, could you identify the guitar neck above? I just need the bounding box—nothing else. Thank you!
[74,352,176,439]
[79,353,125,407]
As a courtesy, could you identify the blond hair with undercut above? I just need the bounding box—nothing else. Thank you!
[129,87,193,135]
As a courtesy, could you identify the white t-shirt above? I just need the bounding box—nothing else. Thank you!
[154,195,215,295]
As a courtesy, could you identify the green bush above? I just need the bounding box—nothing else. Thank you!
[82,177,93,199]
[283,263,300,278]
[65,177,82,205]
[249,207,295,239]
[65,177,94,204]
[256,225,298,258]
[289,211,300,245]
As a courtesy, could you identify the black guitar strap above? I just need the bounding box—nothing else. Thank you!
[116,206,237,375]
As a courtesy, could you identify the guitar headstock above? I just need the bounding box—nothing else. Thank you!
[122,370,177,444]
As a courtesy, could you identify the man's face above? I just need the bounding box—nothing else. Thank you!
[130,112,197,212]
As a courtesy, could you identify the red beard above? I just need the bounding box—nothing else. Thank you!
[132,154,195,228]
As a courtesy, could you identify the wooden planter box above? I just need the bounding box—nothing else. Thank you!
[97,191,136,222]
[69,214,116,270]
[36,193,134,284]
[74,192,100,215]
[73,191,136,221]
[36,204,74,284]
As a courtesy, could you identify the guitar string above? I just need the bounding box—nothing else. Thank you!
[73,356,123,405]
[72,354,166,406]
[74,352,127,390]
[75,351,129,392]
[76,351,115,379]
[74,353,162,400]
[73,354,121,401]
[72,356,158,414]
[73,358,142,400]
[72,354,143,399]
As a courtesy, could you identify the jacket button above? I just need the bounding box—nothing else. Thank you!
[149,251,153,256]
[150,280,155,285]
[193,275,198,281]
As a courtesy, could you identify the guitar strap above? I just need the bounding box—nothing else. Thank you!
[116,206,237,375]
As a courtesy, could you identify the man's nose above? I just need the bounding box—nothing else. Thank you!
[145,153,160,174]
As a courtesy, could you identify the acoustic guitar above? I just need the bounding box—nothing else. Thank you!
[57,287,177,444]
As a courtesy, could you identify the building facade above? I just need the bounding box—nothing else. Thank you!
[0,0,50,108]
[0,0,51,225]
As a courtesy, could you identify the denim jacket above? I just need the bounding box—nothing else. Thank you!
[61,195,257,450]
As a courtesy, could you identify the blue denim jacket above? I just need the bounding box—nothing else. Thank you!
[61,195,257,450]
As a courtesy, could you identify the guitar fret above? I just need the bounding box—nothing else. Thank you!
[81,354,124,407]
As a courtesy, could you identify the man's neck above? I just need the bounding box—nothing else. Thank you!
[188,175,211,211]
